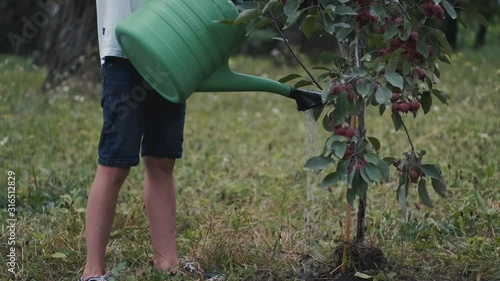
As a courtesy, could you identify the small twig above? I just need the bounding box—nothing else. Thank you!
[400,119,415,154]
[269,10,322,90]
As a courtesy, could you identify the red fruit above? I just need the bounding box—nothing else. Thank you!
[405,48,416,61]
[356,162,364,171]
[345,127,356,138]
[432,5,445,20]
[410,170,419,183]
[393,16,403,24]
[391,93,400,103]
[331,84,342,95]
[410,100,421,111]
[336,127,346,136]
[415,66,425,80]
[347,91,356,102]
[410,31,419,41]
[422,1,433,16]
[392,102,400,111]
[393,159,401,167]
[282,0,287,5]
[399,102,410,113]
[390,38,402,49]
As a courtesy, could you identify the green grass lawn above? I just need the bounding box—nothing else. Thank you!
[0,46,499,281]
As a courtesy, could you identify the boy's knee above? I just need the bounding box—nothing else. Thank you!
[143,156,175,174]
[97,165,130,185]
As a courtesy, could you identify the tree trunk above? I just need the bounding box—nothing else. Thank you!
[475,25,487,48]
[34,0,99,88]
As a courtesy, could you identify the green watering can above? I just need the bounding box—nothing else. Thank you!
[115,0,324,111]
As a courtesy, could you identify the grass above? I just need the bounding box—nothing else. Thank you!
[0,45,499,281]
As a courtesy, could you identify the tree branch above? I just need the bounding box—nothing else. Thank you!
[269,10,322,90]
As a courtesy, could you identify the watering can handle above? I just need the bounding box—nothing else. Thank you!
[195,64,292,97]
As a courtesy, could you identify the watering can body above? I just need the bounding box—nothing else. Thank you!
[115,0,323,111]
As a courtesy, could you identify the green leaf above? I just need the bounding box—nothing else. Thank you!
[375,85,392,105]
[332,92,349,124]
[383,25,399,42]
[418,178,433,208]
[385,71,404,89]
[431,178,447,198]
[420,164,442,179]
[285,9,305,28]
[442,0,457,19]
[262,0,278,15]
[356,80,374,98]
[364,153,380,164]
[346,184,357,206]
[391,111,402,132]
[302,14,319,39]
[416,40,429,57]
[294,79,314,88]
[320,171,341,187]
[333,141,348,159]
[336,26,354,41]
[430,28,453,54]
[432,89,450,104]
[462,8,489,26]
[284,0,300,17]
[353,171,369,198]
[420,91,432,114]
[363,163,382,182]
[371,5,386,21]
[304,156,334,170]
[278,73,302,83]
[234,9,261,25]
[360,166,374,184]
[377,159,390,182]
[332,5,357,15]
[367,136,380,152]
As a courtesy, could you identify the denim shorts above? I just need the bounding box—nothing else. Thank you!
[97,56,186,167]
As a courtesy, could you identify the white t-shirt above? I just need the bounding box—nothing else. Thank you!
[96,0,143,61]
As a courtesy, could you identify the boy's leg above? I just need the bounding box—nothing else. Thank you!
[82,57,145,279]
[141,81,186,271]
[82,165,130,279]
[143,156,179,271]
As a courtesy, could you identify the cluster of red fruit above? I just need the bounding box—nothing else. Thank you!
[391,93,420,113]
[393,159,424,183]
[330,80,357,102]
[381,29,433,61]
[333,123,356,138]
[422,0,445,20]
[357,9,378,27]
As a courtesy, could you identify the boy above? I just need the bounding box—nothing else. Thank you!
[80,0,185,280]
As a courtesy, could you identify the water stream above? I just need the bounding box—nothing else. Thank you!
[302,109,321,245]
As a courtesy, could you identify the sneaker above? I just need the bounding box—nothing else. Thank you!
[182,261,226,281]
[79,271,112,281]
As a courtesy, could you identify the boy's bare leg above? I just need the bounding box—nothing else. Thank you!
[143,156,179,271]
[82,165,130,280]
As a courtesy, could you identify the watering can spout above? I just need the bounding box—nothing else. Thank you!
[289,88,325,112]
[196,64,325,112]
